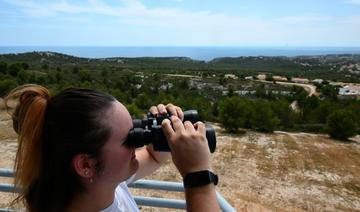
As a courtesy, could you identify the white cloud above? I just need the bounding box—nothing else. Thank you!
[2,0,360,46]
[347,0,360,5]
[276,15,333,24]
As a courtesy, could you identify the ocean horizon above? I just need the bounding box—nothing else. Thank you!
[1,46,360,61]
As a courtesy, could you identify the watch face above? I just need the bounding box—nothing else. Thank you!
[183,170,219,188]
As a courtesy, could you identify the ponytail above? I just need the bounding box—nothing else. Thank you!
[5,85,114,211]
[4,84,50,206]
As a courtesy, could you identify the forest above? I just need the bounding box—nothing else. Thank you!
[0,51,359,140]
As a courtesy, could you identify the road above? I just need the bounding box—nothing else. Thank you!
[258,80,318,96]
[275,81,318,96]
[164,74,319,97]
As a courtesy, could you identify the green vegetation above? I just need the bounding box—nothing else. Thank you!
[219,97,281,132]
[326,110,358,140]
[1,52,359,140]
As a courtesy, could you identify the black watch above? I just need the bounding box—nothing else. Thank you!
[183,170,219,188]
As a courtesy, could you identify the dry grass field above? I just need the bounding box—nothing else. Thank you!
[0,99,359,211]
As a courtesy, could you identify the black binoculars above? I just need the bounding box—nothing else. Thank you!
[124,110,216,153]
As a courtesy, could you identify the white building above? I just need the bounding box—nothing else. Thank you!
[291,77,309,84]
[224,74,238,79]
[272,76,288,81]
[312,79,324,84]
[339,85,360,96]
[257,74,266,80]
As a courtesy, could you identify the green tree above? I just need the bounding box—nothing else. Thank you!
[326,109,358,140]
[227,85,234,97]
[41,63,49,71]
[21,62,30,70]
[313,100,336,123]
[292,86,307,107]
[211,101,219,120]
[55,71,63,83]
[0,79,17,97]
[345,101,360,132]
[219,77,227,86]
[271,100,295,129]
[135,93,152,110]
[126,103,143,118]
[249,99,280,132]
[114,79,125,90]
[72,66,80,74]
[189,96,212,121]
[179,79,190,90]
[255,84,266,98]
[17,70,29,84]
[35,75,46,85]
[0,61,8,74]
[321,85,338,100]
[101,69,109,79]
[265,75,273,81]
[111,89,131,104]
[8,63,22,76]
[219,96,252,132]
[301,96,320,123]
[78,70,92,82]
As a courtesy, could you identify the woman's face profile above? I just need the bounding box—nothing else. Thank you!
[97,100,139,185]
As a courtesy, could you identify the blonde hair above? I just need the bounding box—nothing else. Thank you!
[4,84,50,208]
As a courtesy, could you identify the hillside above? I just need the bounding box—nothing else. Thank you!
[1,51,360,82]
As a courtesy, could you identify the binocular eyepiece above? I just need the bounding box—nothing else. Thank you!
[124,110,217,153]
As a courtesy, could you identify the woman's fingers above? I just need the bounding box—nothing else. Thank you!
[175,106,184,121]
[161,119,174,138]
[149,104,183,120]
[165,104,183,119]
[184,121,195,132]
[156,104,167,114]
[149,106,159,116]
[170,116,184,133]
[194,121,206,134]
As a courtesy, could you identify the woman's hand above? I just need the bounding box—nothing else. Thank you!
[162,116,211,177]
[133,103,183,181]
[146,103,183,163]
[149,103,184,120]
[159,106,219,211]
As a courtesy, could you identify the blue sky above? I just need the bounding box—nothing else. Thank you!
[1,0,360,46]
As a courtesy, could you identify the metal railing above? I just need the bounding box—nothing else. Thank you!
[0,168,236,211]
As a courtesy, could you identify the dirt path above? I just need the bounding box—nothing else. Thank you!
[165,74,200,78]
[275,81,318,96]
[258,80,319,97]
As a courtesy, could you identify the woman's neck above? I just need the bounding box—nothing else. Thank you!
[67,182,116,212]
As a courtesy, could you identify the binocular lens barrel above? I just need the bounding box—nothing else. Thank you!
[126,125,216,153]
[124,110,217,153]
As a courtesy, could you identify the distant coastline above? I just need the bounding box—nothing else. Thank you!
[1,46,360,61]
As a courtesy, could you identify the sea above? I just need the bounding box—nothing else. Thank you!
[1,46,360,61]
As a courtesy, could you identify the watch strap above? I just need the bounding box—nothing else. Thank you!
[183,170,218,188]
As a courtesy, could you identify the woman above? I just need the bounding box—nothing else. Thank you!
[5,84,220,212]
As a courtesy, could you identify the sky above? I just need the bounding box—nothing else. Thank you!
[0,0,360,46]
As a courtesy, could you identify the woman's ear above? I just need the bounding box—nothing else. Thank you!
[72,154,96,181]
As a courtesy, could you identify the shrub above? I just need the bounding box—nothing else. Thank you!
[326,109,358,140]
[219,96,252,132]
[249,99,280,132]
